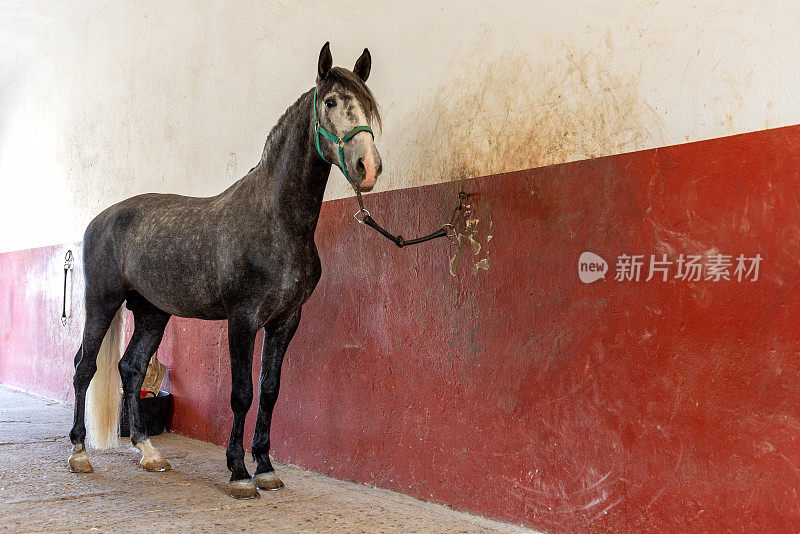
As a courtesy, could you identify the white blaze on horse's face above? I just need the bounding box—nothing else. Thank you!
[317,85,382,192]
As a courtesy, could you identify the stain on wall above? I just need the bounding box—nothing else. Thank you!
[450,209,492,277]
[394,44,664,189]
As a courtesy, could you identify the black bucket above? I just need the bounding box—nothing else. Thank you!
[120,391,172,437]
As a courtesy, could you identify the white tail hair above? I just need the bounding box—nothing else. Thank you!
[85,306,125,449]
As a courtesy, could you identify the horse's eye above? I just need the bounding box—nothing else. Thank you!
[324,99,336,108]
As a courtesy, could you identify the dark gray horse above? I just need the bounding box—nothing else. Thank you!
[67,42,382,499]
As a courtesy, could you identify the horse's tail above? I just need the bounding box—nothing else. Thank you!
[85,306,124,449]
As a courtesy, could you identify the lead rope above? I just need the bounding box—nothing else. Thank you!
[353,189,470,248]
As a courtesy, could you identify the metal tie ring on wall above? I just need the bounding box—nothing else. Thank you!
[61,250,74,327]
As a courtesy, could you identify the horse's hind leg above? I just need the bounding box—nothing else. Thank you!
[251,310,302,491]
[118,293,171,471]
[68,301,122,473]
[68,345,92,473]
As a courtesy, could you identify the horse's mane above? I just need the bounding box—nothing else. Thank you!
[319,67,382,131]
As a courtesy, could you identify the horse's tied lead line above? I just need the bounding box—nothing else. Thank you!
[353,188,468,248]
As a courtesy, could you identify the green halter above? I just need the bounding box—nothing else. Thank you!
[313,87,374,180]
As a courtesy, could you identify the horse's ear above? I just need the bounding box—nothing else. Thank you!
[353,48,371,82]
[317,42,333,82]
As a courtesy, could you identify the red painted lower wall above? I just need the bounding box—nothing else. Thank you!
[2,126,800,532]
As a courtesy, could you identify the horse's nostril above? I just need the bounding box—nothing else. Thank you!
[356,157,366,175]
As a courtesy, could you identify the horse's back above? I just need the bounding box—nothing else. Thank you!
[85,192,217,263]
[83,192,230,318]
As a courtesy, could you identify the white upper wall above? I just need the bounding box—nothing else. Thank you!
[1,0,798,252]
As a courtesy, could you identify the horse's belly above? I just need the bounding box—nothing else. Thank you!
[126,261,227,320]
[144,290,227,320]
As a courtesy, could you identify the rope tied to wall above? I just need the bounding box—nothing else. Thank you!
[353,190,471,248]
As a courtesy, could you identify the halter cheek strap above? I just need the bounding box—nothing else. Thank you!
[313,87,374,181]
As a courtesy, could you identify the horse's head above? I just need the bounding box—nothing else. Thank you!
[314,42,382,192]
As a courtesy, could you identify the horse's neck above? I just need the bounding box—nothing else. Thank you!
[238,89,331,234]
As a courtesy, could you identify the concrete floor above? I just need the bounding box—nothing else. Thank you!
[0,387,535,533]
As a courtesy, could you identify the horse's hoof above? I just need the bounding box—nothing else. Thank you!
[68,449,93,473]
[140,457,171,472]
[135,439,171,472]
[253,471,284,491]
[229,479,260,499]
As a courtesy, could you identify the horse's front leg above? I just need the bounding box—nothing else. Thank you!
[252,310,302,491]
[226,314,260,499]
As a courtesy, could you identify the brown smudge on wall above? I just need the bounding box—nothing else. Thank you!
[402,43,663,277]
[394,45,664,188]
[450,217,480,276]
[471,258,489,275]
[450,213,492,277]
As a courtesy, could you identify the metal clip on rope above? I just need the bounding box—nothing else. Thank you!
[354,190,469,248]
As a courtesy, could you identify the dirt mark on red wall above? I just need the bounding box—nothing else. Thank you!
[394,44,664,187]
[450,211,492,277]
[397,43,663,276]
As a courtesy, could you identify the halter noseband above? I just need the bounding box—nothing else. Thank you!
[313,87,374,181]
